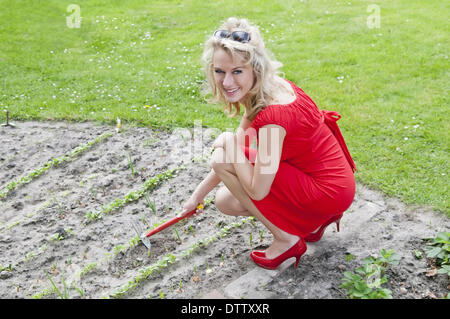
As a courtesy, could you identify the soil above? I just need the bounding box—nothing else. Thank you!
[0,121,448,299]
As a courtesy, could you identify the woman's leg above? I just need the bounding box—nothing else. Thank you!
[215,185,251,217]
[211,148,299,259]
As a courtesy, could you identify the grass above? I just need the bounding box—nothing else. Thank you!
[0,0,448,215]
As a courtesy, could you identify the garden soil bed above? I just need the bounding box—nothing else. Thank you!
[0,121,448,299]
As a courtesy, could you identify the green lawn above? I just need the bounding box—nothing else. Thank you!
[0,0,448,215]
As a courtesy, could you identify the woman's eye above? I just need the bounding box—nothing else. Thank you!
[214,69,242,74]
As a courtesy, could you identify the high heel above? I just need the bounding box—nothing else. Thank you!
[304,214,343,243]
[250,238,307,270]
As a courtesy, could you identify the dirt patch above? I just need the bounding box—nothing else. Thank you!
[0,121,448,299]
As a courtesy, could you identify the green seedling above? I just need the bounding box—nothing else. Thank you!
[25,251,36,262]
[206,261,212,274]
[114,245,126,255]
[424,232,450,276]
[73,285,85,298]
[128,153,135,177]
[174,228,182,244]
[413,250,423,260]
[46,271,69,299]
[49,228,71,242]
[144,193,156,215]
[424,232,449,266]
[0,264,14,272]
[54,199,64,217]
[340,249,399,299]
[86,210,102,221]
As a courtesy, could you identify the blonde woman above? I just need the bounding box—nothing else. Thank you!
[180,17,356,270]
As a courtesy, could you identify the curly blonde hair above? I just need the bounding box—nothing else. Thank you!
[202,17,288,121]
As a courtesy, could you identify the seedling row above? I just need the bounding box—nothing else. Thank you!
[0,124,268,299]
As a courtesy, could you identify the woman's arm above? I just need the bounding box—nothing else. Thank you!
[192,168,222,199]
[224,124,286,201]
[236,109,256,148]
[179,168,221,216]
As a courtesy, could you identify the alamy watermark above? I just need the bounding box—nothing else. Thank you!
[66,4,81,28]
[166,120,281,174]
[367,4,381,29]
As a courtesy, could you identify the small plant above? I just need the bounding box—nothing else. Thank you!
[128,152,135,177]
[177,279,183,293]
[144,193,156,215]
[205,261,212,274]
[46,271,69,299]
[86,210,102,221]
[189,225,195,236]
[49,228,71,242]
[46,271,85,299]
[0,264,14,272]
[424,232,450,276]
[114,245,126,255]
[340,249,399,299]
[174,228,182,244]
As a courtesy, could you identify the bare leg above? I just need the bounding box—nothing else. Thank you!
[215,185,251,217]
[211,148,299,259]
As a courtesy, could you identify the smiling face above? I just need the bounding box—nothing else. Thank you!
[212,48,254,104]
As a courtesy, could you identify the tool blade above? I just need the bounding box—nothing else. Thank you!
[130,218,151,250]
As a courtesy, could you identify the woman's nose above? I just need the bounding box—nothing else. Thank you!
[222,72,235,87]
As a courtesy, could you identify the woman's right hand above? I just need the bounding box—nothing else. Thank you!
[178,194,204,218]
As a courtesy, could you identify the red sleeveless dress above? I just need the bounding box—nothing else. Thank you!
[242,80,356,238]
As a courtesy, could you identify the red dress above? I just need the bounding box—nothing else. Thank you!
[242,80,356,238]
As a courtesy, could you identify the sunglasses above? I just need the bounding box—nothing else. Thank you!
[213,30,251,43]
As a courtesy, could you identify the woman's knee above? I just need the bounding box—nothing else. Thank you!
[215,186,232,214]
[210,148,233,173]
[215,186,248,216]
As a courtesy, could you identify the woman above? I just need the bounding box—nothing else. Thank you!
[180,17,356,270]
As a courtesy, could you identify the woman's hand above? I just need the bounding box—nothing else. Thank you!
[212,132,235,150]
[178,193,204,218]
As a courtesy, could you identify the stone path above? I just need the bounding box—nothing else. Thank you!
[202,183,449,299]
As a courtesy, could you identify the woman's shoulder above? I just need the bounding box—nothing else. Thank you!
[252,79,322,131]
[250,103,295,131]
[266,79,299,107]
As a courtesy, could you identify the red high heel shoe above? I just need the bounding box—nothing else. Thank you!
[250,238,307,270]
[304,214,343,243]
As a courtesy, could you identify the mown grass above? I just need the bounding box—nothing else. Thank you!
[0,0,448,215]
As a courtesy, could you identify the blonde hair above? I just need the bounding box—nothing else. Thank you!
[202,17,287,121]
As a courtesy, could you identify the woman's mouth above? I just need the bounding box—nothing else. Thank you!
[224,87,240,97]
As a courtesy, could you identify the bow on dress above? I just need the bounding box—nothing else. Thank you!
[321,110,357,173]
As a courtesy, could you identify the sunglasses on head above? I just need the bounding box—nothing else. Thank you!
[213,30,251,43]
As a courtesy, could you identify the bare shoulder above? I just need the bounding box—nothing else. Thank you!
[268,80,296,106]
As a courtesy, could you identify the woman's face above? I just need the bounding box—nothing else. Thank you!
[212,48,254,104]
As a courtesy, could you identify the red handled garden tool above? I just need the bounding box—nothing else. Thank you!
[131,204,204,250]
